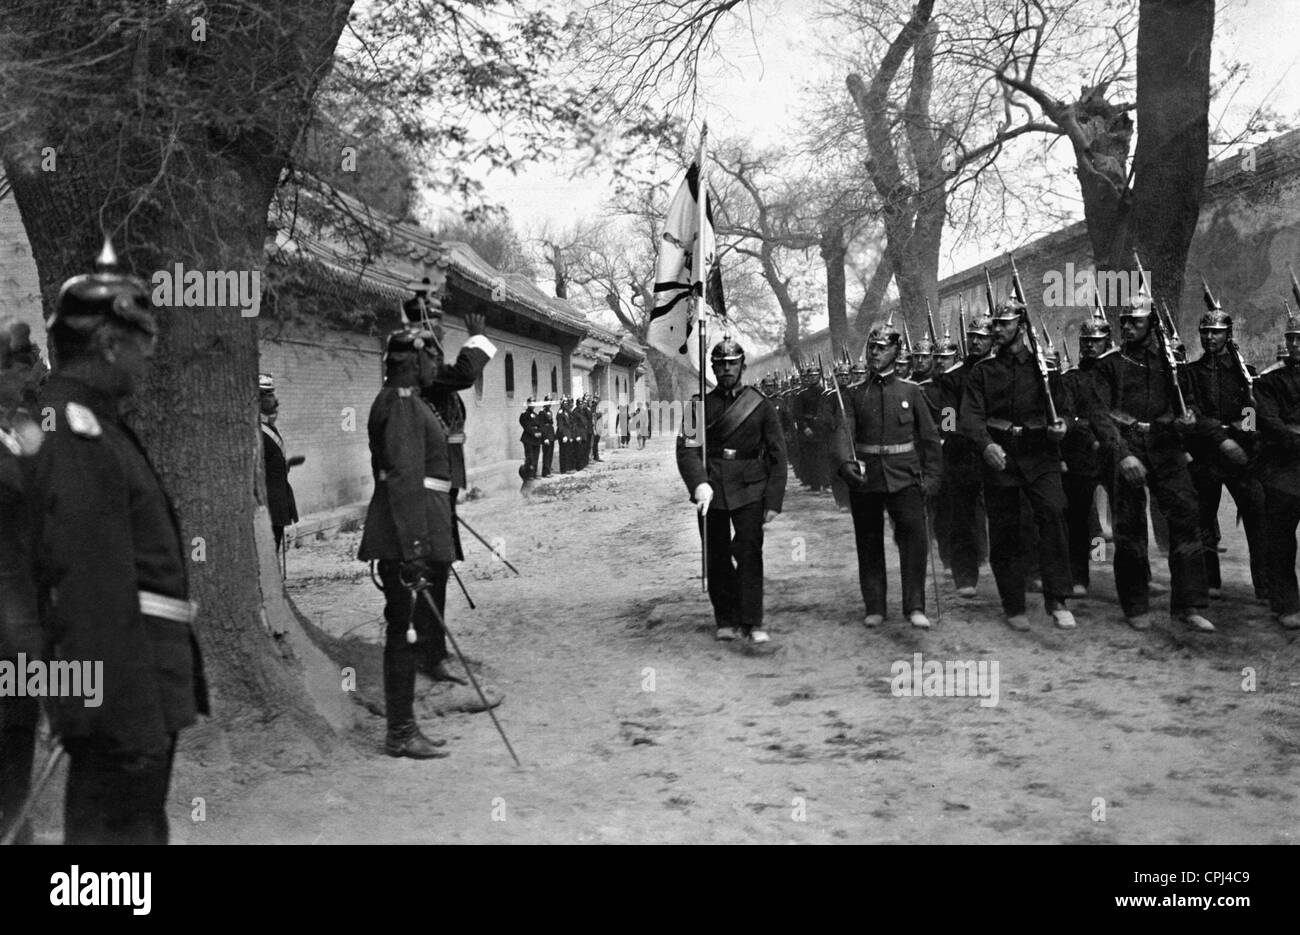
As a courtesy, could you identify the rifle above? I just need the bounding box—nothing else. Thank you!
[1290,264,1300,311]
[926,300,940,348]
[1008,256,1059,424]
[956,296,968,359]
[1133,252,1188,419]
[1158,299,1185,362]
[1059,329,1073,371]
[984,267,998,316]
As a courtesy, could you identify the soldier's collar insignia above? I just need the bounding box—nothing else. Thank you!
[66,402,102,438]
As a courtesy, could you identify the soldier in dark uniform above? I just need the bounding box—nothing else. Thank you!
[960,298,1077,630]
[676,338,787,643]
[938,313,994,597]
[405,288,494,677]
[794,366,830,492]
[1184,296,1268,601]
[1086,285,1215,631]
[909,333,947,566]
[358,325,458,758]
[1059,310,1111,595]
[590,395,604,462]
[778,374,801,482]
[259,372,302,557]
[556,398,573,473]
[822,361,854,511]
[539,394,556,474]
[1254,312,1300,629]
[519,396,543,479]
[0,319,43,844]
[833,321,942,628]
[27,241,208,843]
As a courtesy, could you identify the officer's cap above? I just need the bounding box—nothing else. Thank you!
[49,238,156,338]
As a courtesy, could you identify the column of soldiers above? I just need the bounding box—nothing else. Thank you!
[523,394,607,477]
[752,261,1300,635]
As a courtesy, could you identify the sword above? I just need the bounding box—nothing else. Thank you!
[0,741,63,846]
[413,585,520,767]
[456,515,521,576]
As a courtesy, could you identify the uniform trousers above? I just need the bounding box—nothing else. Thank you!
[1263,487,1300,615]
[1063,472,1102,588]
[848,485,928,617]
[946,463,985,589]
[379,560,451,727]
[698,500,766,631]
[1110,450,1208,617]
[64,734,177,845]
[984,470,1072,616]
[1189,461,1269,597]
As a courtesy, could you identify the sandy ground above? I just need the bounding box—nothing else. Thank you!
[144,437,1300,843]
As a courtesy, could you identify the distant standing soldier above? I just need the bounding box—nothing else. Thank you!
[519,396,543,479]
[1184,291,1268,602]
[677,338,787,643]
[960,296,1077,631]
[556,397,573,473]
[1086,280,1215,631]
[834,321,942,629]
[795,364,830,493]
[28,241,208,843]
[1253,307,1300,629]
[539,394,556,475]
[358,325,457,759]
[590,395,604,462]
[259,372,303,559]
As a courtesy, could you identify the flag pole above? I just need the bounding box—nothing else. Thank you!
[696,122,710,593]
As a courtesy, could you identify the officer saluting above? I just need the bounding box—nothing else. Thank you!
[677,338,787,644]
[358,325,457,759]
[833,320,942,629]
[27,240,208,843]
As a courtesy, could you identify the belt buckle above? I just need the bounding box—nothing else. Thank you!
[1010,426,1024,437]
[1136,421,1152,433]
[722,448,737,459]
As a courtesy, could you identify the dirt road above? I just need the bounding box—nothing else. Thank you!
[167,438,1297,843]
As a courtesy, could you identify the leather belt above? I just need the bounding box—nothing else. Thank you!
[375,471,452,493]
[987,419,1045,437]
[856,442,914,455]
[447,433,466,444]
[711,448,760,460]
[139,590,199,624]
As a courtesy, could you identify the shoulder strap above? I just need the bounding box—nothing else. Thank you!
[708,386,765,442]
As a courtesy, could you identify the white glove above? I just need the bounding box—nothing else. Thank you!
[694,482,714,515]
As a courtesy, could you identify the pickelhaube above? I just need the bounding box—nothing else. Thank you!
[1080,300,1112,339]
[850,357,869,375]
[710,337,745,362]
[965,314,994,337]
[1199,279,1231,330]
[991,298,1025,321]
[866,319,901,346]
[49,238,156,337]
[911,337,936,357]
[1286,313,1300,336]
[384,324,438,359]
[1121,280,1154,317]
[259,372,275,393]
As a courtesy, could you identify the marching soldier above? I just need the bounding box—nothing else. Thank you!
[0,318,42,844]
[1059,309,1111,595]
[358,325,458,759]
[1254,309,1300,629]
[259,372,303,559]
[1086,282,1215,631]
[960,297,1077,631]
[27,241,209,843]
[1184,292,1268,602]
[833,321,942,628]
[519,396,543,479]
[677,338,787,643]
[822,361,854,511]
[938,313,994,596]
[795,364,830,493]
[909,333,947,563]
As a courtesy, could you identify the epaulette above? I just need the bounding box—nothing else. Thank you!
[1259,361,1285,375]
[66,402,102,438]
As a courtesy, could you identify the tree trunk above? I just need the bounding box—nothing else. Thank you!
[852,256,894,341]
[821,223,849,353]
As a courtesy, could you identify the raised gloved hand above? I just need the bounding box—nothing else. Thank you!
[983,443,1007,471]
[1119,454,1147,486]
[464,312,487,337]
[1219,438,1247,467]
[694,482,714,515]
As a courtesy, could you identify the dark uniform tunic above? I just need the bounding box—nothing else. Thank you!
[1185,351,1268,597]
[1059,359,1105,588]
[519,408,543,478]
[1254,358,1300,616]
[1086,335,1214,617]
[359,385,457,723]
[832,370,941,617]
[937,358,989,589]
[676,385,787,633]
[794,382,830,490]
[539,406,556,474]
[261,419,298,548]
[960,344,1073,614]
[28,374,208,844]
